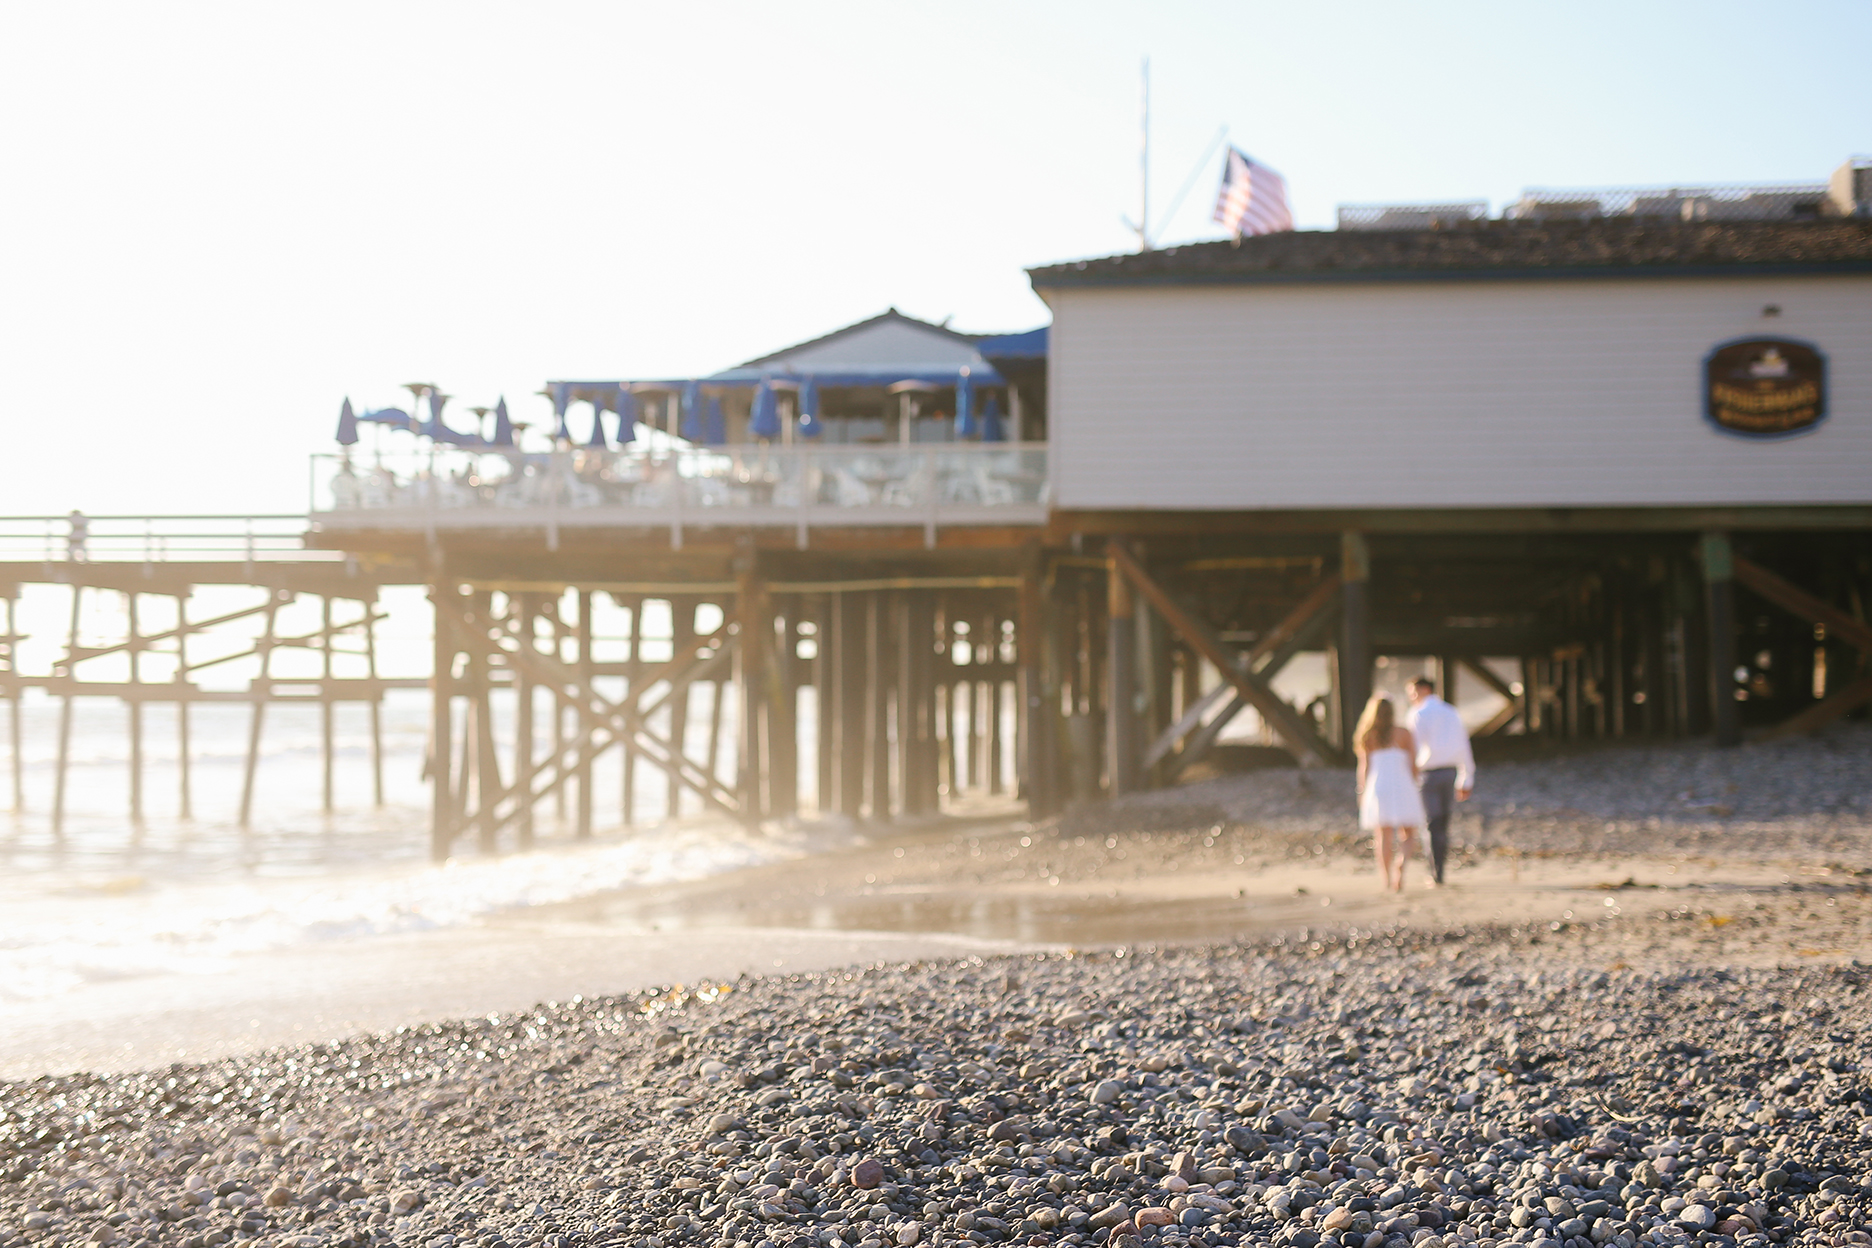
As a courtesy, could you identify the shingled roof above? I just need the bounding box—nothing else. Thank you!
[1027,218,1872,288]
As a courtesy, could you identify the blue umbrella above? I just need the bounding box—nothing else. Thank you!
[336,397,359,445]
[954,370,976,439]
[798,378,823,438]
[586,395,610,448]
[680,381,704,442]
[492,396,515,447]
[615,388,639,446]
[750,379,781,440]
[360,407,411,430]
[551,383,572,441]
[704,396,727,446]
[979,393,1006,443]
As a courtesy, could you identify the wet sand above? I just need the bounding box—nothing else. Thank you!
[8,796,1867,1080]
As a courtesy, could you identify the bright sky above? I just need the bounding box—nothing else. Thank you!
[1,1,1866,515]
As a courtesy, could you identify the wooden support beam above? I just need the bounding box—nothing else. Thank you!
[1164,606,1337,781]
[320,595,335,813]
[430,584,457,861]
[812,595,833,815]
[736,570,769,826]
[126,591,144,824]
[52,585,81,836]
[174,592,193,819]
[444,605,741,839]
[1457,656,1524,738]
[867,591,890,818]
[238,590,285,828]
[1142,574,1342,770]
[1107,542,1343,767]
[5,594,20,814]
[473,593,503,852]
[1017,566,1051,816]
[667,596,696,819]
[514,592,535,847]
[576,589,595,837]
[1701,532,1741,748]
[835,590,866,816]
[898,590,939,816]
[1729,554,1872,741]
[769,596,799,820]
[1106,544,1140,796]
[1732,556,1872,654]
[1338,531,1371,746]
[622,594,644,827]
[1755,674,1872,741]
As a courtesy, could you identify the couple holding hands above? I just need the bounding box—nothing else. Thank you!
[1353,677,1476,892]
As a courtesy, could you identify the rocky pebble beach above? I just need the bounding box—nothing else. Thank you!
[3,914,1869,1248]
[1087,725,1872,866]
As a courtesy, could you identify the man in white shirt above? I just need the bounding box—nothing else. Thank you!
[1407,676,1475,886]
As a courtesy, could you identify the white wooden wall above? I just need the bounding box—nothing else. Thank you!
[1043,275,1872,510]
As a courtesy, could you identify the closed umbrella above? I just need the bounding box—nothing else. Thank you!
[979,393,1006,443]
[551,383,572,441]
[954,369,976,439]
[615,388,639,446]
[680,381,705,442]
[492,397,515,447]
[336,397,359,445]
[422,390,451,440]
[705,396,727,446]
[587,395,611,448]
[750,379,781,440]
[798,379,823,438]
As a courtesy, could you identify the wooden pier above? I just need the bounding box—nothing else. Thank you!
[4,498,1864,860]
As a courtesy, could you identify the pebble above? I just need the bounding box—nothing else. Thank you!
[1,892,1869,1248]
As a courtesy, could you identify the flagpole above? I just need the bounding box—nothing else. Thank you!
[1138,57,1151,253]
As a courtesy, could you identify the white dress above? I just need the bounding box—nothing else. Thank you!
[1360,745,1427,829]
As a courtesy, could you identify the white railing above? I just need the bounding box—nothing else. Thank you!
[309,443,1050,546]
[0,514,326,563]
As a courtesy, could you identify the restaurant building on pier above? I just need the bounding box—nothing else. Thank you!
[308,167,1872,854]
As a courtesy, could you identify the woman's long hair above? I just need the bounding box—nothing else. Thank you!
[1353,693,1397,751]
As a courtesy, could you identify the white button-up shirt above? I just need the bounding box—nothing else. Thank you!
[1409,695,1475,790]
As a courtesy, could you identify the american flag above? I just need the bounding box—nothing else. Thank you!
[1213,146,1293,237]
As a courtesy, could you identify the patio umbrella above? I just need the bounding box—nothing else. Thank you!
[750,378,781,440]
[492,397,515,447]
[336,397,359,445]
[680,381,704,442]
[615,388,639,446]
[798,378,823,438]
[360,407,412,430]
[704,396,727,446]
[587,395,611,448]
[979,393,1006,442]
[954,369,976,439]
[551,383,572,441]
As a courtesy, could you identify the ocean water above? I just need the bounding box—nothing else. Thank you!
[0,686,831,1006]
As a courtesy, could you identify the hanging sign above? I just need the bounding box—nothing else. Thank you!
[1704,338,1826,437]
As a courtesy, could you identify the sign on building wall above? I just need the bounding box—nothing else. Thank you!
[1704,338,1827,437]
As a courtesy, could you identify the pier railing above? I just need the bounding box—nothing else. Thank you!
[308,443,1049,545]
[0,514,331,564]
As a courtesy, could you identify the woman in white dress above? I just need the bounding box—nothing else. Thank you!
[1354,694,1428,892]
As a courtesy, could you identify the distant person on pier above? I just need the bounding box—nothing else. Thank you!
[1407,676,1475,886]
[66,510,88,562]
[1354,694,1427,893]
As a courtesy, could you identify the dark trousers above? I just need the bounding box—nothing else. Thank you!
[1420,767,1458,883]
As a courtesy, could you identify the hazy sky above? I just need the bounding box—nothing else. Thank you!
[1,1,1867,514]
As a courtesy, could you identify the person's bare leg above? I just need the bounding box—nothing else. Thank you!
[1377,827,1400,891]
[1396,828,1418,890]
